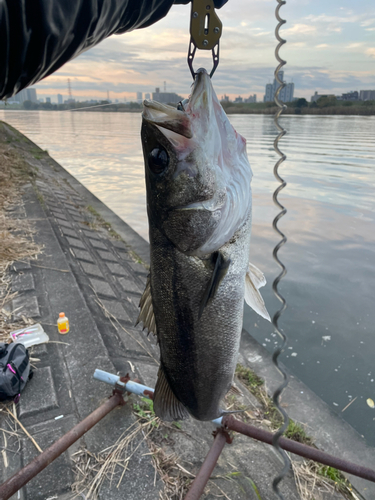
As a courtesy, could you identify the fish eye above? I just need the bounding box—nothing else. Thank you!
[148,147,169,175]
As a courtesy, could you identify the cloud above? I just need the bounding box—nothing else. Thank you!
[283,24,317,36]
[361,18,375,27]
[366,48,375,58]
[32,1,375,102]
[346,42,365,49]
[304,13,362,24]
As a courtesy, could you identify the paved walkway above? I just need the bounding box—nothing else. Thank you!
[0,121,373,500]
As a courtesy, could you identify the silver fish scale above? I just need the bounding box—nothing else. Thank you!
[149,211,251,421]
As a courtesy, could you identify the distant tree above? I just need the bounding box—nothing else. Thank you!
[295,98,308,108]
[342,101,353,107]
[23,100,33,110]
[310,101,318,108]
[317,96,337,108]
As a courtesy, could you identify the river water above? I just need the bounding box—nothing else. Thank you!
[1,109,375,445]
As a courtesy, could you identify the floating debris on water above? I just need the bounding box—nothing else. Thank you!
[366,398,375,409]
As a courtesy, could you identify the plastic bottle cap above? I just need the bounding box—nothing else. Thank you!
[59,312,65,318]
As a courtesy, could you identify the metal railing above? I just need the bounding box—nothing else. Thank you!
[0,370,374,500]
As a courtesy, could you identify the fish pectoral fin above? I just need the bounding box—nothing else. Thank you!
[245,264,271,322]
[135,274,157,337]
[198,251,231,320]
[153,367,190,422]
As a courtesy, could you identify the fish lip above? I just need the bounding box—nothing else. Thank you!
[173,197,223,213]
[173,199,212,211]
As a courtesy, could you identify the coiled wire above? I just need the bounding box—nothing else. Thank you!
[271,0,291,498]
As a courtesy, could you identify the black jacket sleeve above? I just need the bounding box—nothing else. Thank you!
[0,0,176,99]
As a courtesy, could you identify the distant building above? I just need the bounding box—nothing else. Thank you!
[245,94,257,103]
[46,97,51,103]
[136,91,143,102]
[152,88,182,105]
[144,93,151,100]
[264,71,294,102]
[234,96,243,103]
[221,95,229,102]
[57,94,63,104]
[360,90,375,101]
[341,91,358,101]
[13,87,38,104]
[310,91,335,103]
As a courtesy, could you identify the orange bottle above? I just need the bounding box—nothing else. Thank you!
[57,312,70,334]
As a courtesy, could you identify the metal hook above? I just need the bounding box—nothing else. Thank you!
[187,0,222,79]
[187,39,220,79]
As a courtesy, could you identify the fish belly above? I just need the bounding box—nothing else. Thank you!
[150,217,251,420]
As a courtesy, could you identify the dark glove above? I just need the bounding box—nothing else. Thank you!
[0,0,176,99]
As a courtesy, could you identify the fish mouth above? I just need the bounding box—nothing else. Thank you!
[141,68,213,140]
[177,197,223,213]
[186,68,212,114]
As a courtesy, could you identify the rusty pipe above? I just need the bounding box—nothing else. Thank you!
[184,429,228,500]
[223,415,375,483]
[0,392,123,500]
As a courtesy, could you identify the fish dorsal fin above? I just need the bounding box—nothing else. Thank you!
[244,263,271,322]
[199,251,231,320]
[135,274,157,336]
[153,367,190,421]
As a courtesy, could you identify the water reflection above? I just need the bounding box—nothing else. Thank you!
[1,110,375,444]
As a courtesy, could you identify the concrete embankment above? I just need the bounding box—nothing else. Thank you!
[0,120,374,500]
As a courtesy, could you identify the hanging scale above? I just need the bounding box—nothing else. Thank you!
[187,0,222,79]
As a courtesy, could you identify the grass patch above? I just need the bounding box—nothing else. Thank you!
[285,420,314,446]
[133,397,159,428]
[30,147,49,160]
[292,460,357,500]
[33,184,45,208]
[86,204,122,240]
[235,364,313,444]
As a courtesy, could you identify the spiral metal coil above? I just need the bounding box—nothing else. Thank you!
[271,1,291,498]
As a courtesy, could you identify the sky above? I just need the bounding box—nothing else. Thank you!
[34,0,375,102]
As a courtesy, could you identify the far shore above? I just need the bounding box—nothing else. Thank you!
[1,102,374,116]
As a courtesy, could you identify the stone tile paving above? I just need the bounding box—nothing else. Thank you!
[0,176,160,499]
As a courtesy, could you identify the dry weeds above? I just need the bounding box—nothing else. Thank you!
[71,403,195,500]
[291,460,359,500]
[0,137,42,343]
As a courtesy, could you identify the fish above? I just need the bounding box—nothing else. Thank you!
[137,68,270,421]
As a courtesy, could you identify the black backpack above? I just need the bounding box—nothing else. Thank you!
[0,342,32,402]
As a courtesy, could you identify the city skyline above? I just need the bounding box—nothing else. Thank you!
[30,1,374,103]
[6,82,374,107]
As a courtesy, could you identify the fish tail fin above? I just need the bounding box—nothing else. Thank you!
[153,367,190,422]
